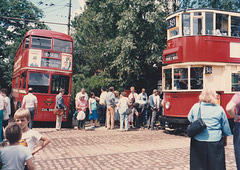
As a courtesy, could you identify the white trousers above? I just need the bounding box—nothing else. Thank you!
[56,115,62,129]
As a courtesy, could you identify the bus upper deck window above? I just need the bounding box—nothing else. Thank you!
[206,13,213,35]
[231,16,240,37]
[174,68,188,90]
[164,69,172,90]
[190,67,203,89]
[25,37,29,49]
[31,37,51,50]
[53,39,72,53]
[232,73,240,91]
[182,13,190,36]
[193,12,202,35]
[215,14,228,36]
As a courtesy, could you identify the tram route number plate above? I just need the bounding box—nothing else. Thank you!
[205,66,212,74]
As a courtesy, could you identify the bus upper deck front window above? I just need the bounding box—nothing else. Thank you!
[174,68,188,90]
[28,73,50,93]
[231,16,240,37]
[53,39,72,53]
[31,37,51,49]
[216,14,228,36]
[164,69,172,90]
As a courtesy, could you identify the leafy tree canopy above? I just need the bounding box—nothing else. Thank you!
[0,0,47,89]
[72,0,169,94]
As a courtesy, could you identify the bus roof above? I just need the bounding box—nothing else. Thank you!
[25,29,73,42]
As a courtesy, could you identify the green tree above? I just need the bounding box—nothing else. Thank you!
[72,0,169,93]
[177,0,240,11]
[0,0,47,89]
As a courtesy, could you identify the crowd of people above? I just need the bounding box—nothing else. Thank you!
[1,86,240,169]
[74,86,163,132]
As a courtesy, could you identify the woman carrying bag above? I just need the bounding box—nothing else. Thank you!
[76,94,88,131]
[188,88,232,170]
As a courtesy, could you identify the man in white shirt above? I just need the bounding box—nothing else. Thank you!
[99,86,107,126]
[128,86,138,128]
[138,88,148,125]
[22,87,38,129]
[1,88,11,128]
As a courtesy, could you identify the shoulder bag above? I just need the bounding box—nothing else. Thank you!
[187,102,206,137]
[53,108,64,116]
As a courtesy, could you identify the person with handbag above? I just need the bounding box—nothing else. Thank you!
[55,88,66,131]
[188,88,232,170]
[76,94,88,131]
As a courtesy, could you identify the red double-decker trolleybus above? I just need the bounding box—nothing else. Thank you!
[162,9,240,129]
[12,29,73,124]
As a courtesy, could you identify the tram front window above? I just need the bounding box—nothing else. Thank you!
[28,73,50,93]
[232,73,240,91]
[174,68,188,90]
[191,67,203,89]
[51,75,70,95]
[164,69,172,90]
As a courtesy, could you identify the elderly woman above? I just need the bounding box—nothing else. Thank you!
[76,94,88,131]
[188,88,232,170]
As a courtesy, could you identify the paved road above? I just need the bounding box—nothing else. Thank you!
[33,125,237,170]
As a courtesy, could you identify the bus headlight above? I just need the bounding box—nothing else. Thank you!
[165,102,170,109]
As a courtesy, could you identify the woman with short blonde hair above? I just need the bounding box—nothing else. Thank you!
[199,88,218,105]
[188,88,232,170]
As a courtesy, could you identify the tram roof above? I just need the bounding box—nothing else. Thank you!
[167,8,240,19]
[25,29,73,41]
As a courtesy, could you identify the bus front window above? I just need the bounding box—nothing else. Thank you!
[29,73,50,93]
[232,73,240,91]
[53,39,72,53]
[164,69,172,90]
[190,67,203,89]
[174,68,188,90]
[51,75,70,95]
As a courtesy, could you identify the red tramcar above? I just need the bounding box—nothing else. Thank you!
[162,9,240,129]
[12,29,73,124]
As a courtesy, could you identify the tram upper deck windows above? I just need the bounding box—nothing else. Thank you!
[232,73,240,91]
[193,13,202,35]
[182,13,190,36]
[164,69,172,90]
[174,68,188,90]
[215,14,228,36]
[167,16,179,38]
[231,16,240,37]
[206,13,213,35]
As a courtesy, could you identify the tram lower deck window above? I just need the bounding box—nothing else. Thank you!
[190,67,203,89]
[232,73,240,91]
[174,68,188,90]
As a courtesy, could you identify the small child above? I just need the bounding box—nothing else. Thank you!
[14,108,51,155]
[0,123,34,170]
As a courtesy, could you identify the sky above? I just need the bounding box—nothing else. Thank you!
[31,0,86,34]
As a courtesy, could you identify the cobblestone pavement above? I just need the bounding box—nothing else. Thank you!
[32,124,237,170]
